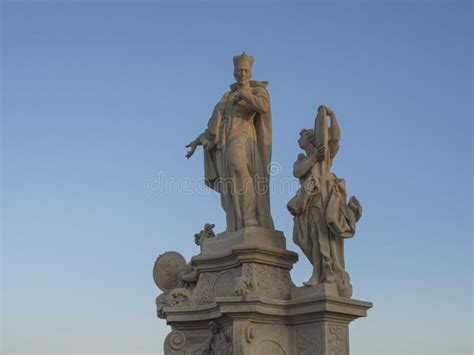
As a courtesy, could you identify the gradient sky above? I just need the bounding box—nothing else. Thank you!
[1,1,472,354]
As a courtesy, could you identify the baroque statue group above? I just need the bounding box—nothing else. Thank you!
[153,53,372,355]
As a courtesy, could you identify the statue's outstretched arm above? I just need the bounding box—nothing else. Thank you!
[185,137,201,159]
[185,94,226,159]
[185,129,215,159]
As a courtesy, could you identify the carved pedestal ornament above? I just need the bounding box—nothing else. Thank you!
[154,251,199,317]
[154,54,372,355]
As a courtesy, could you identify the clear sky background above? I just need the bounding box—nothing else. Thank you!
[1,1,472,354]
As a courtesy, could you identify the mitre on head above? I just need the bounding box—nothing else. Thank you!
[233,52,254,69]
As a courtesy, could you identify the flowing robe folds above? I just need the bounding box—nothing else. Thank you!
[287,136,362,296]
[197,81,274,232]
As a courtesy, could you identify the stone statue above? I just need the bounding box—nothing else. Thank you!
[288,105,362,297]
[185,52,274,232]
[156,60,373,354]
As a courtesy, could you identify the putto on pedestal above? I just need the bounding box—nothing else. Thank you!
[153,53,372,355]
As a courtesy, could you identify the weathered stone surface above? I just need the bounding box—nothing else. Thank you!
[296,323,323,354]
[189,227,297,306]
[200,226,286,256]
[291,283,339,300]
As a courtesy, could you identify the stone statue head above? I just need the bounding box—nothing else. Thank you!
[233,52,253,85]
[298,129,316,149]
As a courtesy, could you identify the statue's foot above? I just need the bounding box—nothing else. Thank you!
[322,275,335,284]
[245,219,259,227]
[303,276,319,287]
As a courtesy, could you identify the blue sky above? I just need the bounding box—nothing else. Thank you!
[1,1,472,354]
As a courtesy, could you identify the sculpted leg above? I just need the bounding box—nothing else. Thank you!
[236,168,258,227]
[304,242,321,287]
[304,211,321,287]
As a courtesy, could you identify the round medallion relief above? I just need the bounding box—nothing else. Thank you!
[153,251,186,292]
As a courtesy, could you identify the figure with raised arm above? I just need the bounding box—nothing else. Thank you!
[288,105,362,297]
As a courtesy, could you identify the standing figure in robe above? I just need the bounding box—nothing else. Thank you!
[287,105,362,297]
[186,53,274,232]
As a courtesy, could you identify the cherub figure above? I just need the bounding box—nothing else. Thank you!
[194,223,216,246]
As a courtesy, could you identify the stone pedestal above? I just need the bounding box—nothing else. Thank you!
[157,227,372,355]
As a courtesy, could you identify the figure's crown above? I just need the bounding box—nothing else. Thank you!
[233,52,254,68]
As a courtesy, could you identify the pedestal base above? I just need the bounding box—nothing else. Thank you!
[157,227,372,354]
[291,283,339,299]
[164,295,371,355]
